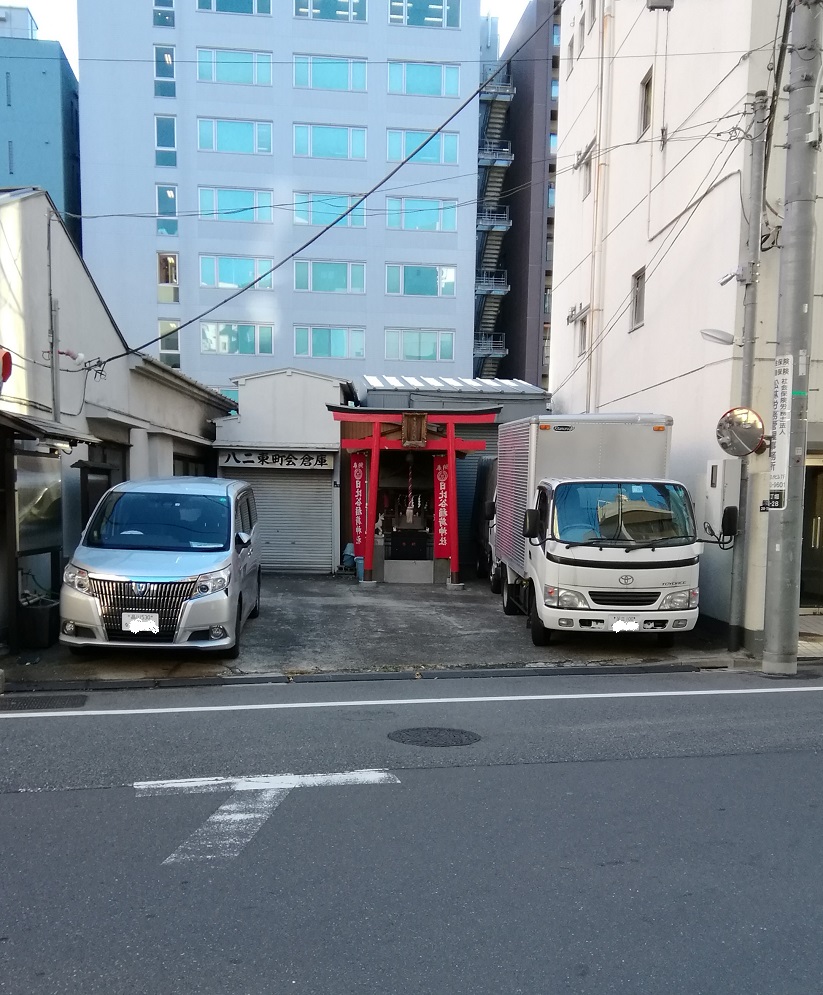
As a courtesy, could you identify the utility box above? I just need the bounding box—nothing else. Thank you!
[18,598,60,650]
[704,459,741,536]
[647,0,674,9]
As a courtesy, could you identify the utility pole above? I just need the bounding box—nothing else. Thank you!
[762,0,823,675]
[728,91,769,653]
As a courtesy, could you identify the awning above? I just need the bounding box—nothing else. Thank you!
[0,411,100,445]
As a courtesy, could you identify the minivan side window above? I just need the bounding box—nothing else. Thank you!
[247,490,258,525]
[238,494,252,533]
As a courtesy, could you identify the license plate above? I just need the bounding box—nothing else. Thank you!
[122,612,160,635]
[609,614,639,633]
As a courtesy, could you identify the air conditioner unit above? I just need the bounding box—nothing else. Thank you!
[646,0,674,9]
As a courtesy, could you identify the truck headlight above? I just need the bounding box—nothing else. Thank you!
[660,589,698,611]
[63,562,91,594]
[544,586,588,609]
[192,567,231,598]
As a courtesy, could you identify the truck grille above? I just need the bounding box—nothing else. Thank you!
[88,578,197,642]
[588,591,660,608]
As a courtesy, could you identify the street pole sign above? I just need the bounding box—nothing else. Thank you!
[768,355,793,510]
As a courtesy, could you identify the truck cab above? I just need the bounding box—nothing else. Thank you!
[518,476,701,644]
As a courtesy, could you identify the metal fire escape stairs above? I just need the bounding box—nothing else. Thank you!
[474,65,514,378]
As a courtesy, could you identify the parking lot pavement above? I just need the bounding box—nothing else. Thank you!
[0,575,744,688]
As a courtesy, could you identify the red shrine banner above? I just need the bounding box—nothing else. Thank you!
[351,454,367,556]
[433,454,450,558]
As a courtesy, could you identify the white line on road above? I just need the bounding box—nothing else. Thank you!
[3,684,823,720]
[142,769,401,865]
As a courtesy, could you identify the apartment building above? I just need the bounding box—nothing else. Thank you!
[78,0,481,401]
[0,6,81,247]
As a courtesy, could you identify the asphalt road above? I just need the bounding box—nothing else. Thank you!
[2,671,823,994]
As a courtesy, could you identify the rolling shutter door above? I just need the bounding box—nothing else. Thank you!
[222,469,334,573]
[455,425,498,567]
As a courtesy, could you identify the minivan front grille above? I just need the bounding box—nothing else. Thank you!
[588,591,660,608]
[88,578,197,641]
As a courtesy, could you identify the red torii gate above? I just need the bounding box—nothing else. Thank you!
[329,406,500,584]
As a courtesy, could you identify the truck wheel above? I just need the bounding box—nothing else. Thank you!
[502,573,520,615]
[529,585,551,646]
[489,562,502,595]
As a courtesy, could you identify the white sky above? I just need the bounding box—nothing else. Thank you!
[22,0,530,78]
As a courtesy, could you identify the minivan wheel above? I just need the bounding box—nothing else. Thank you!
[225,602,242,660]
[249,572,261,619]
[502,573,520,616]
[489,561,502,595]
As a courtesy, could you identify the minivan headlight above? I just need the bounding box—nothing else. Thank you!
[661,589,698,611]
[193,567,231,598]
[63,562,91,593]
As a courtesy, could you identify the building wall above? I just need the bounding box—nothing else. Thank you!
[497,0,558,387]
[0,35,81,247]
[78,0,482,394]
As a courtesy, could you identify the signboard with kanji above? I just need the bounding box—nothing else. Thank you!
[433,454,450,558]
[351,453,367,556]
[769,355,792,509]
[221,451,333,469]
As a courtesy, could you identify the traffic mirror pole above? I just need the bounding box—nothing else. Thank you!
[762,0,823,674]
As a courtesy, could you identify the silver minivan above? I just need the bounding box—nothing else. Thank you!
[59,477,261,657]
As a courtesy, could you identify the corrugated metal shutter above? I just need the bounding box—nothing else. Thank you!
[222,469,333,573]
[455,425,498,567]
[496,418,532,570]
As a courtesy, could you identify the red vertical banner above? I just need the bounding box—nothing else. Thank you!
[351,454,367,556]
[433,455,450,558]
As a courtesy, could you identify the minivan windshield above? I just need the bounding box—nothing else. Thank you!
[85,492,231,551]
[552,482,696,546]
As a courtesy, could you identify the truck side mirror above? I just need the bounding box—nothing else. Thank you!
[721,505,738,538]
[484,500,496,520]
[522,509,540,538]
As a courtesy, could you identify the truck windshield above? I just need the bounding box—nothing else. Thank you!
[552,482,696,546]
[85,492,231,552]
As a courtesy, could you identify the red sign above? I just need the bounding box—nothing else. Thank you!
[351,454,367,556]
[433,454,450,558]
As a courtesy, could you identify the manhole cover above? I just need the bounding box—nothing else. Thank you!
[388,727,481,748]
[0,694,87,712]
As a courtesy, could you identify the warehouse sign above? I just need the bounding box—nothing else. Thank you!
[221,450,333,469]
[769,355,792,509]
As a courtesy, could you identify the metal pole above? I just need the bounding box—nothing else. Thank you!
[727,90,769,652]
[47,212,60,423]
[762,0,823,675]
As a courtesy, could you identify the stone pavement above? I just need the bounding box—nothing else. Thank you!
[1,575,820,689]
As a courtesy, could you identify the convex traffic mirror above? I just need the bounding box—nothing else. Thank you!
[716,407,765,458]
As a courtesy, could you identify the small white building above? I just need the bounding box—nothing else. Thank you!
[0,187,234,650]
[215,368,355,573]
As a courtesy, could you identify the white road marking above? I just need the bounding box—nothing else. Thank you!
[3,684,823,720]
[139,769,400,865]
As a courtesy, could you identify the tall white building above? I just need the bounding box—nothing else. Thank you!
[550,0,823,652]
[78,0,480,402]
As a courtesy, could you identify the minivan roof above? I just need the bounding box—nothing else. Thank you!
[109,477,243,496]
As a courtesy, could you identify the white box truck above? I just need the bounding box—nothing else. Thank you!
[491,414,702,646]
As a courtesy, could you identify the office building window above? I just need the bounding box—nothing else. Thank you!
[566,38,574,76]
[549,132,558,154]
[388,61,459,96]
[551,77,559,101]
[390,0,459,28]
[640,70,653,136]
[294,55,366,91]
[294,326,365,359]
[154,46,176,97]
[158,321,180,368]
[156,185,178,235]
[294,193,365,227]
[197,48,272,85]
[294,0,365,21]
[386,264,455,297]
[198,187,273,222]
[578,14,585,52]
[552,23,561,47]
[5,71,10,107]
[294,260,365,293]
[294,124,366,159]
[158,253,179,303]
[577,313,588,356]
[198,0,271,13]
[589,0,597,27]
[197,118,272,154]
[385,329,454,362]
[386,197,457,232]
[547,183,555,209]
[387,129,458,165]
[154,0,174,27]
[631,268,646,328]
[201,322,274,354]
[7,139,13,174]
[200,255,274,289]
[155,116,177,166]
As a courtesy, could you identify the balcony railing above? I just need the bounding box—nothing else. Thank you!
[477,205,512,231]
[474,333,508,357]
[476,269,510,294]
[480,64,514,97]
[478,139,514,165]
[543,291,552,315]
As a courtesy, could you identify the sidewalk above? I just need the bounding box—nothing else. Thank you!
[1,576,819,690]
